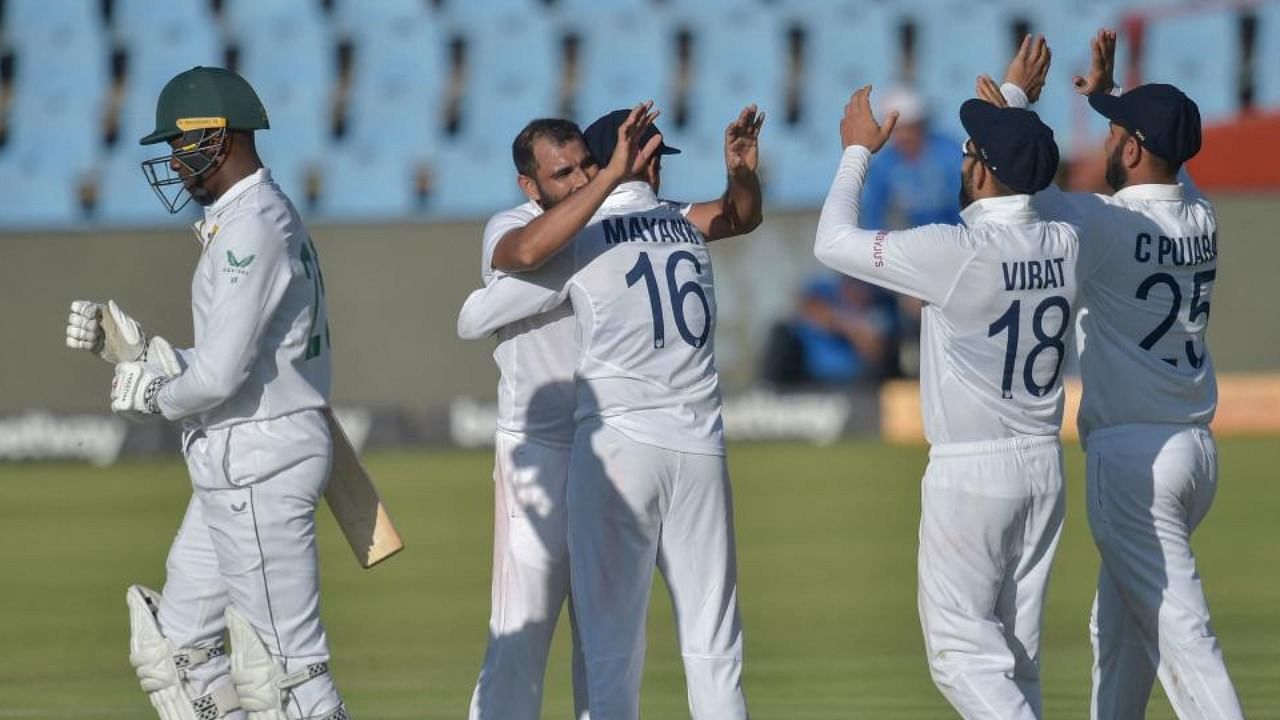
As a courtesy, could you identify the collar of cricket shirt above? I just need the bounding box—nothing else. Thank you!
[602,180,659,212]
[1112,182,1185,203]
[959,193,1038,227]
[204,167,273,221]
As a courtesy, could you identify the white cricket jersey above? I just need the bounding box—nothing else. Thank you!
[815,146,1081,445]
[1034,184,1217,441]
[157,168,330,429]
[478,201,578,449]
[458,181,724,455]
[998,83,1219,441]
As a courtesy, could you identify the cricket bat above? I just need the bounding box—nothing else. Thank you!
[323,409,404,568]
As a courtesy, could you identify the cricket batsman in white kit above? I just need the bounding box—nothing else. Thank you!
[458,113,752,720]
[65,67,348,720]
[984,31,1245,720]
[815,86,1079,719]
[463,102,762,720]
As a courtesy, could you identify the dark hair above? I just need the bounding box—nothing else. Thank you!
[512,118,584,177]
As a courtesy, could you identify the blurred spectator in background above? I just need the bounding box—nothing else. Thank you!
[859,87,963,230]
[761,274,899,389]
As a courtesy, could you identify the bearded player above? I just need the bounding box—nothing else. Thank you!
[465,102,763,720]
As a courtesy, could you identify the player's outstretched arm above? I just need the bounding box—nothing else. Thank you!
[685,104,765,241]
[816,86,971,305]
[457,265,572,340]
[492,102,663,272]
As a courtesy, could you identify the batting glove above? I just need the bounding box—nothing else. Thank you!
[111,362,170,421]
[66,299,148,364]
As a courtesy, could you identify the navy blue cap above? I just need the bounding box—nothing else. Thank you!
[960,100,1060,194]
[582,109,681,167]
[1088,83,1201,166]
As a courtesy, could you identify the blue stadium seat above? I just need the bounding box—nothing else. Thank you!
[232,14,333,194]
[1013,2,1127,156]
[5,1,108,176]
[95,147,199,227]
[434,0,534,22]
[0,151,83,229]
[427,138,524,218]
[668,3,787,137]
[451,8,559,144]
[3,0,101,41]
[331,0,432,38]
[758,1,895,208]
[1142,9,1239,123]
[1255,2,1280,110]
[573,6,677,122]
[116,26,225,145]
[762,126,842,209]
[653,125,732,205]
[318,144,421,220]
[801,1,899,138]
[220,0,326,37]
[112,0,214,42]
[552,0,652,11]
[342,7,448,156]
[913,3,1017,141]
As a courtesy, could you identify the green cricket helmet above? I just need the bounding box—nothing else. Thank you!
[139,66,270,213]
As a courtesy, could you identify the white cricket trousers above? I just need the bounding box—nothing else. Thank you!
[568,421,748,720]
[917,434,1065,720]
[1086,423,1243,720]
[469,431,588,720]
[158,409,343,718]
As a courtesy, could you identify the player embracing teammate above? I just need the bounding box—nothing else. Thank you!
[458,103,764,720]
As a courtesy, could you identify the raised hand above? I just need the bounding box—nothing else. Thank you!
[1004,34,1052,103]
[1073,28,1118,96]
[839,86,899,153]
[724,104,765,177]
[605,101,664,181]
[975,74,1010,108]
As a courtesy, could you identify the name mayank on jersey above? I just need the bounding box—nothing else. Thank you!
[601,213,703,246]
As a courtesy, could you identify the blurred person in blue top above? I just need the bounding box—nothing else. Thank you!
[761,274,898,388]
[859,87,963,230]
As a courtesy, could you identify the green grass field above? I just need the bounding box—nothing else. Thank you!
[2,438,1277,718]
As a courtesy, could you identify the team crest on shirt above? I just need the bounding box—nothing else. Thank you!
[222,250,255,283]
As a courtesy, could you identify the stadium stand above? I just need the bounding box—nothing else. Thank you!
[0,0,1270,228]
[1142,7,1239,123]
[1257,1,1280,108]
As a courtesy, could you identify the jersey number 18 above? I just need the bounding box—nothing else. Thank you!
[987,295,1070,399]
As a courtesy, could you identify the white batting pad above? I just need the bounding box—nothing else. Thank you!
[127,585,240,720]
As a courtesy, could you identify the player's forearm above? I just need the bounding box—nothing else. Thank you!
[814,145,877,277]
[687,170,764,242]
[491,172,622,272]
[457,275,567,339]
[156,352,253,420]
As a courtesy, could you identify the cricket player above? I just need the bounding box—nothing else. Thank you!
[465,103,763,720]
[814,85,1079,719]
[458,109,757,720]
[65,67,347,720]
[984,31,1245,719]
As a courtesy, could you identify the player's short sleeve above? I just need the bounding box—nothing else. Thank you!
[657,198,694,217]
[480,203,542,284]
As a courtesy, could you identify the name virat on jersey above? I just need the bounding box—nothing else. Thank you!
[602,213,705,245]
[1134,231,1217,266]
[1001,257,1068,291]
